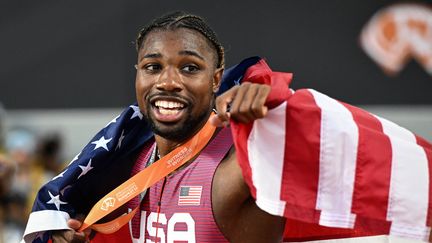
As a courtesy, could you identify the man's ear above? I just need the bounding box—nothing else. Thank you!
[212,67,224,93]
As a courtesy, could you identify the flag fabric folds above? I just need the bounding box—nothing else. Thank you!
[23,56,432,242]
[230,59,432,242]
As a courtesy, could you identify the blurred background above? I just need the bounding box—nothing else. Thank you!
[0,0,431,241]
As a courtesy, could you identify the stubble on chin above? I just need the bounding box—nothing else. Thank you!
[145,107,211,142]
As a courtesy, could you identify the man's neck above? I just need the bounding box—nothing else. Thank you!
[154,135,182,158]
[153,111,212,157]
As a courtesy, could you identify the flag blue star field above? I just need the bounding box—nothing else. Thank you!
[23,104,154,242]
[23,56,432,242]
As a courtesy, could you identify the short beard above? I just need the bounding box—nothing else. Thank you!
[145,106,211,142]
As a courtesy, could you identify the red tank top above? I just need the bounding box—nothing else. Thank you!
[92,128,232,243]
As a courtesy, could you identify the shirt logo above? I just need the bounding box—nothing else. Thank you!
[178,186,202,206]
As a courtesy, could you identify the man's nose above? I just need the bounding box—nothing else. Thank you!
[156,67,182,92]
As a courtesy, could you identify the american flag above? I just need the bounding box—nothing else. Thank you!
[22,104,155,243]
[22,56,432,242]
[178,186,203,206]
[230,59,432,242]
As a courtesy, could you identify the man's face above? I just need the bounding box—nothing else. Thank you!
[135,28,222,142]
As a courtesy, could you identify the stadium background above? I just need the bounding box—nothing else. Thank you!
[1,0,431,158]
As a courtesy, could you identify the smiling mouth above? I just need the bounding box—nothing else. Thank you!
[154,100,185,116]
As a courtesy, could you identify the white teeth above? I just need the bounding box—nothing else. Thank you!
[159,107,180,115]
[155,100,184,109]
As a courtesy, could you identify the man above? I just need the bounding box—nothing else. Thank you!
[51,11,285,242]
[24,11,432,243]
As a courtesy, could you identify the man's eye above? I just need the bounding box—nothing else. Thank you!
[181,65,199,73]
[144,64,161,71]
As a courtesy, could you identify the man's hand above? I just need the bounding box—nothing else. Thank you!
[51,216,92,243]
[211,83,271,126]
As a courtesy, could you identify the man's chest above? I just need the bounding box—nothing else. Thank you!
[128,166,226,243]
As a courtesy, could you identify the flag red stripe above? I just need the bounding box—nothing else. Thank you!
[231,122,256,198]
[341,102,392,222]
[281,89,321,222]
[416,135,432,227]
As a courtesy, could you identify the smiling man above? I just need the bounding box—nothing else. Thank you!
[49,11,285,243]
[23,11,432,243]
[135,27,222,145]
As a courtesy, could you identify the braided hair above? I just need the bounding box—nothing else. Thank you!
[135,11,225,69]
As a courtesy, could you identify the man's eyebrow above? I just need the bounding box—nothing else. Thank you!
[137,53,161,63]
[142,53,162,59]
[179,50,205,61]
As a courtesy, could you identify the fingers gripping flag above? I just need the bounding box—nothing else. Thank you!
[230,59,432,242]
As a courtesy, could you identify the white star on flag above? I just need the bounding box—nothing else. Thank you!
[68,152,81,166]
[130,105,143,120]
[46,191,67,210]
[116,130,125,150]
[78,159,93,179]
[105,115,119,127]
[91,136,112,151]
[51,169,68,181]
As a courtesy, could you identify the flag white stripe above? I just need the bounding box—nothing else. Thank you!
[22,210,71,242]
[377,116,430,240]
[310,89,358,228]
[247,101,287,216]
